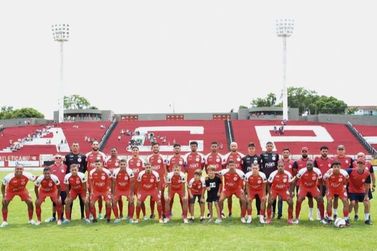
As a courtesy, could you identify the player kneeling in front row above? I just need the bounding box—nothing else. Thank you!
[64,164,90,223]
[112,159,135,224]
[267,161,294,224]
[323,161,350,225]
[218,160,247,223]
[135,163,163,223]
[1,164,36,227]
[245,163,267,224]
[165,165,188,223]
[34,167,63,225]
[89,160,112,223]
[205,165,222,223]
[188,170,206,222]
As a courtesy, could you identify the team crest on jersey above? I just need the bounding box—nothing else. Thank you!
[196,157,200,162]
[150,178,154,182]
[61,169,65,173]
[76,180,80,184]
[97,156,101,160]
[233,177,238,181]
[362,179,365,182]
[124,176,128,180]
[78,158,82,163]
[101,175,106,180]
[158,159,161,164]
[339,178,343,182]
[272,156,276,161]
[283,178,287,183]
[328,164,331,167]
[115,163,119,167]
[257,180,262,184]
[237,157,241,162]
[21,181,26,185]
[179,160,183,165]
[289,165,292,168]
[312,176,316,181]
[345,160,349,164]
[137,163,141,167]
[216,158,220,163]
[49,182,53,187]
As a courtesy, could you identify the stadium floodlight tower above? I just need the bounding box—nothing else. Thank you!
[52,24,70,123]
[276,18,294,121]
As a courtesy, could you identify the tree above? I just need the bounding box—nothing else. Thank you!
[64,95,92,110]
[0,106,44,119]
[287,87,318,114]
[251,93,277,107]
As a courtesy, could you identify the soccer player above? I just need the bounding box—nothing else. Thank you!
[184,141,205,183]
[242,142,260,174]
[245,163,267,224]
[292,147,315,221]
[223,142,245,217]
[291,160,325,224]
[218,161,247,223]
[281,148,294,175]
[128,145,146,219]
[64,142,87,220]
[323,161,350,225]
[347,159,371,224]
[34,167,62,225]
[147,142,167,219]
[1,164,35,227]
[105,147,123,218]
[135,163,163,223]
[205,165,222,223]
[86,141,107,219]
[63,164,90,223]
[266,161,294,224]
[89,160,112,222]
[188,169,206,222]
[48,154,67,223]
[165,165,188,223]
[260,141,279,219]
[112,159,135,224]
[205,141,225,173]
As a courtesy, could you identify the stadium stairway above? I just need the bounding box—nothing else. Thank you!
[348,123,377,155]
[99,119,118,152]
[224,120,234,151]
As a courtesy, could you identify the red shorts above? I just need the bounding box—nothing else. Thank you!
[298,187,320,198]
[90,191,112,203]
[69,190,86,200]
[222,189,244,199]
[113,190,132,201]
[38,191,60,203]
[248,190,265,200]
[170,190,185,199]
[137,190,160,202]
[5,189,31,202]
[270,189,290,201]
[326,189,347,200]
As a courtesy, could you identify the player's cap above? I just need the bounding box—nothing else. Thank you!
[301,147,309,152]
[248,142,256,147]
[337,145,345,150]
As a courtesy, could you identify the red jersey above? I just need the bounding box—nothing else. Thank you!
[112,167,134,192]
[296,168,322,189]
[64,172,87,192]
[147,154,166,183]
[35,174,60,193]
[105,156,120,171]
[188,177,206,195]
[128,156,145,178]
[219,169,245,191]
[50,163,68,190]
[184,152,205,181]
[268,170,292,191]
[166,171,186,192]
[2,172,35,193]
[85,151,107,173]
[89,168,111,193]
[348,168,371,193]
[293,157,311,172]
[137,170,160,191]
[244,171,267,191]
[333,156,353,169]
[282,158,295,175]
[166,154,185,172]
[323,169,349,193]
[314,156,333,175]
[205,152,225,172]
[223,151,245,169]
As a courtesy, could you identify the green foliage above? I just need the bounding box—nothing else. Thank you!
[251,93,277,107]
[0,106,44,119]
[64,95,92,110]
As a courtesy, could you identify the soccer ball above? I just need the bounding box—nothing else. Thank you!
[334,218,346,228]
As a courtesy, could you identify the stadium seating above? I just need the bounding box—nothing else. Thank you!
[353,125,377,150]
[0,125,47,150]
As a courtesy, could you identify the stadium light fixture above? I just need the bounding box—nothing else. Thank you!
[52,24,70,123]
[276,18,294,121]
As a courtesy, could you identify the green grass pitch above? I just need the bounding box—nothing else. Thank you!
[1,171,377,251]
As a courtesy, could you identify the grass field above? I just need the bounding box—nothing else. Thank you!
[1,171,377,251]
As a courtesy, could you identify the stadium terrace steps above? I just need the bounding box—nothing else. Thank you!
[0,125,47,150]
[353,125,377,153]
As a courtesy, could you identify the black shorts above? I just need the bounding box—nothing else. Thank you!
[349,193,366,203]
[53,191,67,206]
[206,193,219,203]
[189,195,203,204]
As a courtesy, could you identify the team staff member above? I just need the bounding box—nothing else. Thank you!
[64,142,87,219]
